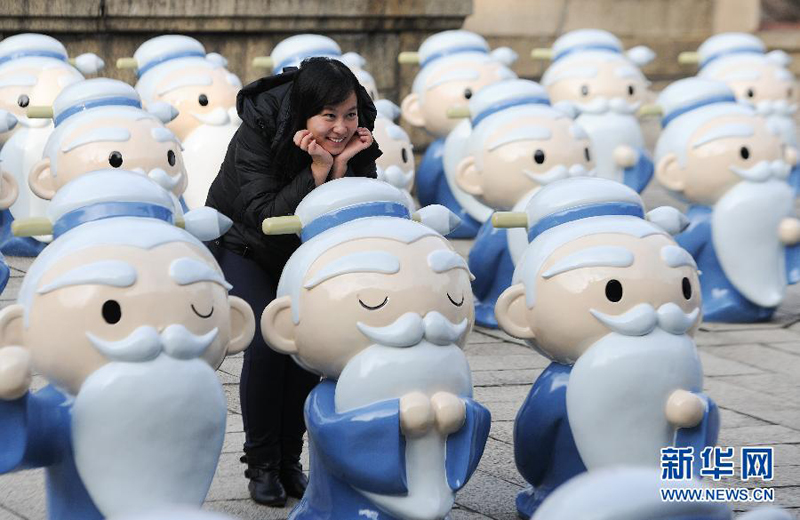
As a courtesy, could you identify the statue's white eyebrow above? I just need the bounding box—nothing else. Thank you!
[487,126,552,151]
[427,69,480,90]
[614,66,641,79]
[0,74,37,88]
[38,260,137,294]
[661,245,697,269]
[547,66,598,83]
[721,69,761,82]
[157,74,213,96]
[428,250,474,280]
[151,127,180,144]
[692,123,754,149]
[170,257,232,289]
[541,246,634,278]
[304,251,400,289]
[62,127,130,152]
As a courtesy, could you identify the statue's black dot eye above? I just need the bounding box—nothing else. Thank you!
[580,85,589,96]
[17,94,29,108]
[198,94,209,106]
[746,88,755,98]
[605,279,623,302]
[167,149,176,166]
[584,147,591,162]
[740,146,750,160]
[628,85,635,96]
[108,151,123,168]
[401,148,408,163]
[102,300,122,324]
[463,88,473,100]
[533,149,545,164]
[682,277,692,300]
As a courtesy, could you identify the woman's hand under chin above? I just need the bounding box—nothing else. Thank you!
[331,127,374,179]
[294,129,334,186]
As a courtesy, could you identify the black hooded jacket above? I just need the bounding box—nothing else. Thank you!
[206,68,382,279]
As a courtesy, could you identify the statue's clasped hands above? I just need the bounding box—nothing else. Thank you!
[399,391,466,438]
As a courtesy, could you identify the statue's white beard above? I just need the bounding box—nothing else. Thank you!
[567,329,703,470]
[181,121,240,208]
[335,341,472,520]
[712,178,794,307]
[71,355,227,517]
[575,111,646,183]
[573,96,641,115]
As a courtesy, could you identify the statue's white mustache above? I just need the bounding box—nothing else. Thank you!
[86,325,218,362]
[378,164,414,190]
[357,311,469,347]
[191,106,233,126]
[729,160,790,182]
[753,99,797,117]
[575,97,641,115]
[147,167,181,190]
[590,302,699,336]
[523,163,594,185]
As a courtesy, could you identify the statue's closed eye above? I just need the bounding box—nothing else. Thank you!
[191,303,214,318]
[359,296,388,310]
[447,292,464,307]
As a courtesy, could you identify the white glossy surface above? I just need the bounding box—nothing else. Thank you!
[294,177,409,226]
[337,341,472,520]
[567,328,703,469]
[712,179,793,307]
[1,124,54,241]
[72,355,226,516]
[181,122,238,208]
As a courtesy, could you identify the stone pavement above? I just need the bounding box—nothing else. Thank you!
[1,183,799,519]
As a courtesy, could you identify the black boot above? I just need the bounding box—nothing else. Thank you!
[242,456,287,507]
[280,461,308,499]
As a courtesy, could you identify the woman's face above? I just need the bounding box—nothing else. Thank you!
[305,92,359,156]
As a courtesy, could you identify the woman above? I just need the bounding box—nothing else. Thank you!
[206,57,381,507]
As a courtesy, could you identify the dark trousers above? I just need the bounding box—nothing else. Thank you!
[213,245,320,466]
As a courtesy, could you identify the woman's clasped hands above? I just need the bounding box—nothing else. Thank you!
[294,127,374,186]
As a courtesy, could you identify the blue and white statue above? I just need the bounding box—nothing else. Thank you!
[261,177,490,520]
[494,177,718,518]
[0,34,87,256]
[445,79,594,327]
[540,29,655,192]
[400,30,517,238]
[694,33,800,192]
[654,78,800,322]
[0,170,254,519]
[125,35,242,208]
[373,100,416,208]
[0,33,101,149]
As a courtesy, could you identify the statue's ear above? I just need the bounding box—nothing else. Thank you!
[455,156,483,196]
[0,304,25,347]
[495,284,535,339]
[400,93,425,128]
[0,170,18,209]
[260,296,297,354]
[29,158,56,200]
[655,152,685,192]
[226,296,255,355]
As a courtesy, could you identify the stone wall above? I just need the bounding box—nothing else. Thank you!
[462,0,770,82]
[0,0,473,103]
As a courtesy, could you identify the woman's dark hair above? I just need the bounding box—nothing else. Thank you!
[274,57,375,177]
